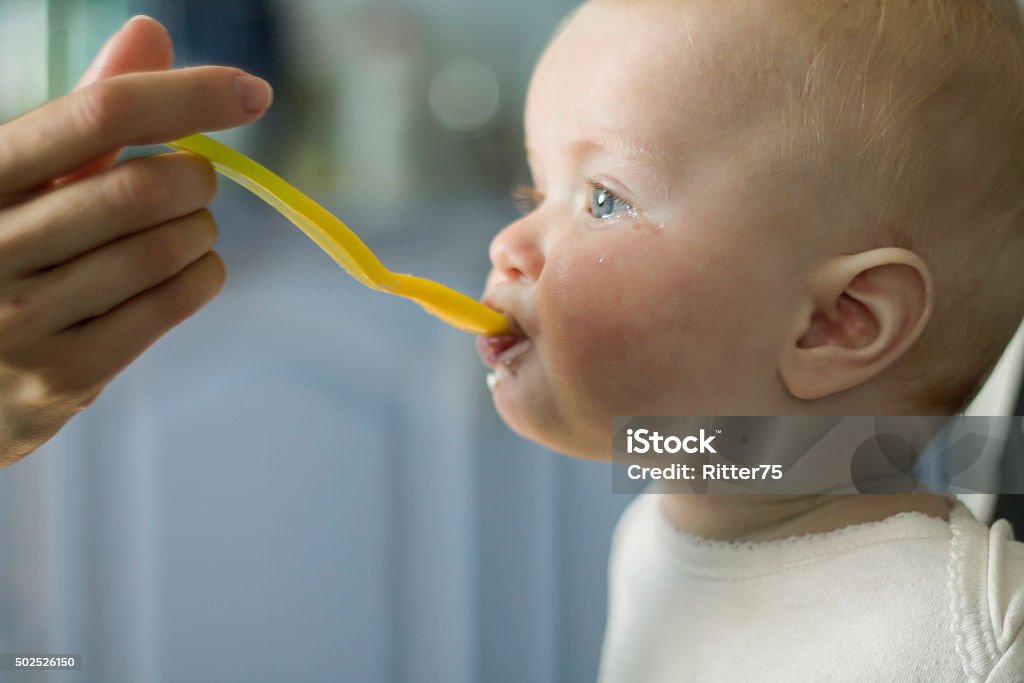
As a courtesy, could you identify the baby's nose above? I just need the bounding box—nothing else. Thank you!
[487,218,544,284]
[488,216,544,283]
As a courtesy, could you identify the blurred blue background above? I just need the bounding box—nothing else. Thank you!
[0,1,637,681]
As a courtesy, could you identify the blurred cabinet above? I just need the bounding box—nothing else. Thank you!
[0,199,630,683]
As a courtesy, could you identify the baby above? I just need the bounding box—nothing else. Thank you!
[477,0,1024,679]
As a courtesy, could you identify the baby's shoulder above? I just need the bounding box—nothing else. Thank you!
[950,508,1024,681]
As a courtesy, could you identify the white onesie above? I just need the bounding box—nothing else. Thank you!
[598,494,1024,682]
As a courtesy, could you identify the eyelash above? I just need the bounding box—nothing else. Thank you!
[510,181,636,219]
[512,183,544,215]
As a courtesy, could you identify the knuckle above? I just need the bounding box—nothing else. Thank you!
[37,366,89,402]
[138,225,184,275]
[163,271,203,322]
[6,350,87,405]
[35,370,72,401]
[189,66,240,117]
[73,82,127,139]
[164,255,220,321]
[0,287,38,338]
[109,162,168,212]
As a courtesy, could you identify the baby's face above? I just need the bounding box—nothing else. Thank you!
[480,0,803,458]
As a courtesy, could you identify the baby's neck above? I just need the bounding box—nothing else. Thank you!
[657,492,953,542]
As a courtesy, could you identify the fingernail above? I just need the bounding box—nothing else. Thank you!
[234,75,273,113]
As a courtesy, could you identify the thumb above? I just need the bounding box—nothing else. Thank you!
[75,15,173,91]
[57,16,174,186]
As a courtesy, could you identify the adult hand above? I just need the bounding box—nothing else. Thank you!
[0,16,273,466]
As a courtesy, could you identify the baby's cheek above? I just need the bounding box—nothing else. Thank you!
[538,249,700,410]
[539,238,768,415]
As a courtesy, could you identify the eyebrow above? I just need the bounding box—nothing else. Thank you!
[564,132,673,199]
[526,132,671,177]
[571,132,668,168]
[524,130,674,201]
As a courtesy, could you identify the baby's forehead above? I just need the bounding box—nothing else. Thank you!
[533,1,790,154]
[568,0,1008,142]
[578,0,957,84]
[544,0,1023,178]
[581,0,801,59]
[563,0,818,126]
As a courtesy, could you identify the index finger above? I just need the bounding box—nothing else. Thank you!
[0,66,272,197]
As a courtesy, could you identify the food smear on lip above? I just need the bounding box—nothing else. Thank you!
[477,333,522,366]
[476,320,530,366]
[478,323,532,391]
[486,370,501,391]
[486,358,522,391]
[482,338,532,391]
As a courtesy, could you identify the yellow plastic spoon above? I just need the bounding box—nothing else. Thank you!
[164,133,509,336]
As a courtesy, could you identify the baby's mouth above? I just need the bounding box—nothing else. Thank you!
[476,314,532,388]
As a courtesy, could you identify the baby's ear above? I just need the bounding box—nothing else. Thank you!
[778,248,934,401]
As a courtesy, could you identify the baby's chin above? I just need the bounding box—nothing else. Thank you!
[505,417,612,461]
[490,370,612,460]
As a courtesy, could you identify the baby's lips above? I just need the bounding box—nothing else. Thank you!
[477,333,520,369]
[477,301,529,368]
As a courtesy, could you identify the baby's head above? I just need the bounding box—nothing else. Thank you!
[480,0,1024,458]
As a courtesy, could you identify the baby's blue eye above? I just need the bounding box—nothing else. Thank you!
[589,183,633,220]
